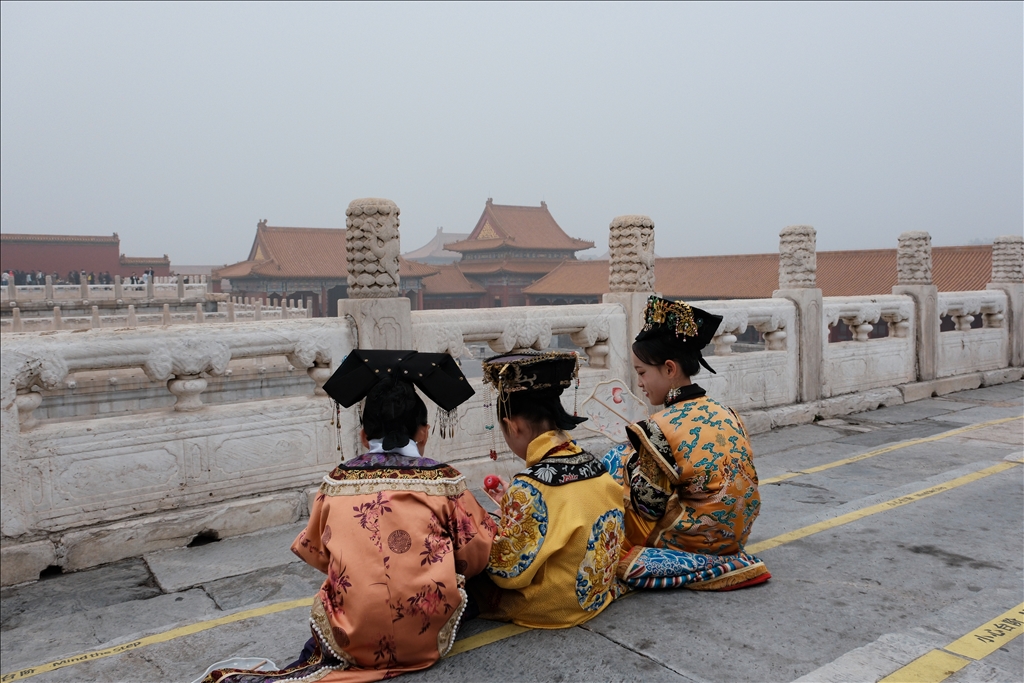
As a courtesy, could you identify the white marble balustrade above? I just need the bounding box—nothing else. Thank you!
[821,295,916,397]
[1,318,353,545]
[937,290,1009,378]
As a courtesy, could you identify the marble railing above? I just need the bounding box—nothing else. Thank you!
[1,290,1019,582]
[1,278,209,307]
[1,300,310,333]
[691,298,798,411]
[1,319,352,548]
[937,290,1009,378]
[821,295,916,397]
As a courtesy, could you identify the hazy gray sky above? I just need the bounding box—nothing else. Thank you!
[2,2,1021,266]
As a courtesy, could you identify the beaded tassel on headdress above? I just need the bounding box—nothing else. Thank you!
[330,398,344,458]
[435,407,460,439]
[484,383,498,460]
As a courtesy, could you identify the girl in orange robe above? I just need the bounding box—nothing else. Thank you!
[204,351,494,683]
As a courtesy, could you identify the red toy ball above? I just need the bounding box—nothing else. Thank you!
[484,475,501,491]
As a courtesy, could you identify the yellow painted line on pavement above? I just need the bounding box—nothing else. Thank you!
[879,602,1024,683]
[5,422,1020,681]
[444,624,532,658]
[0,598,313,682]
[761,416,1022,485]
[748,461,1019,554]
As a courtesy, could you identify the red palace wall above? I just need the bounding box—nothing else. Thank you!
[1,240,121,277]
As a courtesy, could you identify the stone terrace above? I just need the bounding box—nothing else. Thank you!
[0,382,1020,682]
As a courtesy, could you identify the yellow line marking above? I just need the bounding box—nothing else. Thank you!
[0,598,312,682]
[4,419,1020,681]
[880,602,1024,683]
[943,602,1024,660]
[444,624,532,658]
[761,416,1022,485]
[747,461,1019,554]
[879,649,970,683]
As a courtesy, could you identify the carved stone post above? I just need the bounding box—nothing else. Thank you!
[176,277,185,300]
[7,279,16,303]
[987,235,1024,367]
[337,198,412,349]
[773,225,822,403]
[80,280,88,302]
[44,275,53,302]
[91,306,100,329]
[114,275,123,302]
[12,307,22,332]
[146,278,154,299]
[892,231,938,380]
[603,214,658,395]
[52,306,62,331]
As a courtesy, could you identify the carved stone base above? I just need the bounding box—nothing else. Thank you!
[603,291,657,395]
[987,282,1023,366]
[337,297,412,350]
[772,288,823,402]
[893,284,939,380]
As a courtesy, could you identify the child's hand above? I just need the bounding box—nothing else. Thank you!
[483,475,507,504]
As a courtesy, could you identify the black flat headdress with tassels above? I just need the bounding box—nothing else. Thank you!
[323,350,474,437]
[636,295,723,374]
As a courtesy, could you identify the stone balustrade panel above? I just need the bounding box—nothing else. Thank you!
[1,318,355,539]
[821,295,916,397]
[688,298,799,411]
[936,290,1010,378]
[410,304,631,466]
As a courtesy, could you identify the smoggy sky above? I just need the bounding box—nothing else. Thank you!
[1,2,1021,266]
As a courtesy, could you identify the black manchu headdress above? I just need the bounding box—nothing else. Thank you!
[636,295,723,374]
[323,350,474,437]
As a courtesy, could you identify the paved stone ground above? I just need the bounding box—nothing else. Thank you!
[2,382,1022,683]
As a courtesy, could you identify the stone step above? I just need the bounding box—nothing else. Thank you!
[144,522,307,593]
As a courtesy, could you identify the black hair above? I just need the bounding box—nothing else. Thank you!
[498,388,586,432]
[632,332,702,378]
[360,378,428,451]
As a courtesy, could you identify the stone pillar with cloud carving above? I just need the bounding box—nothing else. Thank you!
[892,230,939,380]
[987,235,1024,366]
[337,198,412,350]
[603,214,659,396]
[773,225,823,402]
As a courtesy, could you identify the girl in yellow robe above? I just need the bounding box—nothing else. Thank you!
[472,351,626,628]
[602,297,771,591]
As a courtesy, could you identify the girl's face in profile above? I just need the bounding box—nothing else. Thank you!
[632,352,685,406]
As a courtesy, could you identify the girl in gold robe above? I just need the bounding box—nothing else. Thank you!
[472,351,626,628]
[603,297,771,591]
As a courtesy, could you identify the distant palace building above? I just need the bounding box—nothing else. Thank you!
[522,246,996,304]
[407,199,595,308]
[0,233,171,279]
[214,221,436,316]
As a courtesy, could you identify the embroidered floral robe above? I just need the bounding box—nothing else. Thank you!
[206,452,495,683]
[476,432,626,628]
[602,385,769,590]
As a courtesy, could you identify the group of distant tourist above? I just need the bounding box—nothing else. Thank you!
[1,268,156,287]
[198,296,770,683]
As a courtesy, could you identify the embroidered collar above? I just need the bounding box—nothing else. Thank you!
[665,383,707,407]
[525,430,582,467]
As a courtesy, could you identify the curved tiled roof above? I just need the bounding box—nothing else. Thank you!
[214,224,436,281]
[446,201,594,253]
[524,246,998,298]
[421,265,486,295]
